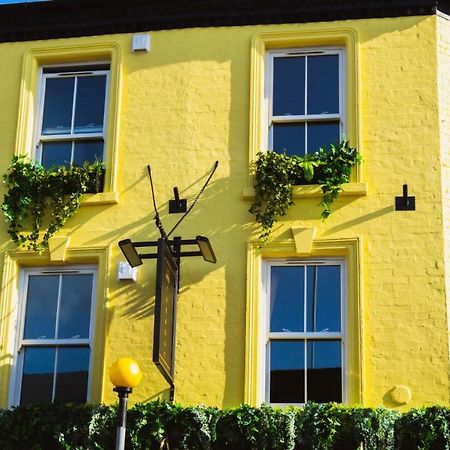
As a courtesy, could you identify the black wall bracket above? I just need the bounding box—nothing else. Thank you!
[169,187,187,213]
[395,184,415,211]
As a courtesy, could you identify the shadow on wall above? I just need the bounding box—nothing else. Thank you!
[102,160,254,407]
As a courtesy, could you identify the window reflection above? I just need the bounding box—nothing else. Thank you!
[306,266,341,332]
[58,274,93,339]
[23,275,59,340]
[74,75,106,134]
[20,348,55,405]
[270,341,304,403]
[270,266,304,332]
[42,78,74,135]
[267,262,343,404]
[54,347,90,403]
[20,271,94,405]
[273,56,305,116]
[39,69,108,168]
[41,142,72,168]
[307,122,340,153]
[270,51,343,158]
[307,340,342,403]
[73,141,104,165]
[273,123,305,157]
[307,54,339,115]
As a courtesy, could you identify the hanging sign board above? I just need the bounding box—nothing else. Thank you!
[153,238,178,384]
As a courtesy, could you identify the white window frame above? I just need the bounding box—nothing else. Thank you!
[9,265,97,406]
[260,258,348,406]
[265,47,346,154]
[34,62,110,166]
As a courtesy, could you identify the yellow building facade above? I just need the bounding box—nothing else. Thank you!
[0,0,449,411]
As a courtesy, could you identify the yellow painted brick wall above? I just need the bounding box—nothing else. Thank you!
[0,15,448,409]
[357,16,448,408]
[438,13,450,386]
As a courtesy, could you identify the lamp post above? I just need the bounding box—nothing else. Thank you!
[110,357,143,450]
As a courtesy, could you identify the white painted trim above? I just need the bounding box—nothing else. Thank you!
[437,10,450,21]
[261,258,347,405]
[265,47,346,155]
[10,265,97,406]
[20,339,91,346]
[35,67,110,165]
[269,332,342,339]
[265,51,272,152]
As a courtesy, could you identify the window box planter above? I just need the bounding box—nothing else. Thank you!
[1,156,105,252]
[249,141,361,240]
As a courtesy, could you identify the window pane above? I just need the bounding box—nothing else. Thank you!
[272,123,305,156]
[42,77,74,135]
[20,347,55,405]
[307,54,339,115]
[270,341,305,403]
[273,56,305,116]
[306,265,341,332]
[270,266,304,332]
[74,75,107,134]
[58,274,93,339]
[307,121,340,154]
[41,142,72,168]
[73,140,104,165]
[307,340,342,403]
[24,275,59,340]
[54,347,90,403]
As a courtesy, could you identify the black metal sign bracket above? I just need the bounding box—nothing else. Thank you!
[395,184,415,211]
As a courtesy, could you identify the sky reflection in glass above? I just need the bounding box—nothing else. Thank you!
[273,56,305,116]
[270,266,304,332]
[74,76,106,134]
[307,121,340,153]
[42,78,74,135]
[54,347,90,403]
[268,263,342,403]
[24,275,59,339]
[73,141,104,165]
[58,274,93,339]
[270,340,304,403]
[306,265,341,332]
[272,123,305,156]
[21,347,55,405]
[271,52,341,157]
[307,55,339,115]
[270,265,341,333]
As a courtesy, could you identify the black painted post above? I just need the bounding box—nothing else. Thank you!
[114,386,132,450]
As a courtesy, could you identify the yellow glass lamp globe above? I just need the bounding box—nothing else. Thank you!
[110,357,143,388]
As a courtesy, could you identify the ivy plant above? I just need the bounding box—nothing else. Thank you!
[249,141,361,240]
[2,155,104,253]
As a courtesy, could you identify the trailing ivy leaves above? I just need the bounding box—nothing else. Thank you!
[2,155,104,252]
[249,141,361,240]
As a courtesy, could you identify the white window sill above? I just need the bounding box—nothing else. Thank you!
[242,182,368,200]
[81,191,119,205]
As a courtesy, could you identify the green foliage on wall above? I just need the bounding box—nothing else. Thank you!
[2,401,448,450]
[249,141,361,240]
[1,155,104,252]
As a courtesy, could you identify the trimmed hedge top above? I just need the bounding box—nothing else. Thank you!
[0,401,449,450]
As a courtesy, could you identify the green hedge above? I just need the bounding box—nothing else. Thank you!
[1,401,450,449]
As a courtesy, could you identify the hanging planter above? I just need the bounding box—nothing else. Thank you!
[1,155,105,252]
[249,141,361,240]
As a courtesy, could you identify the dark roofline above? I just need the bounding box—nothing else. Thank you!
[0,0,448,43]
